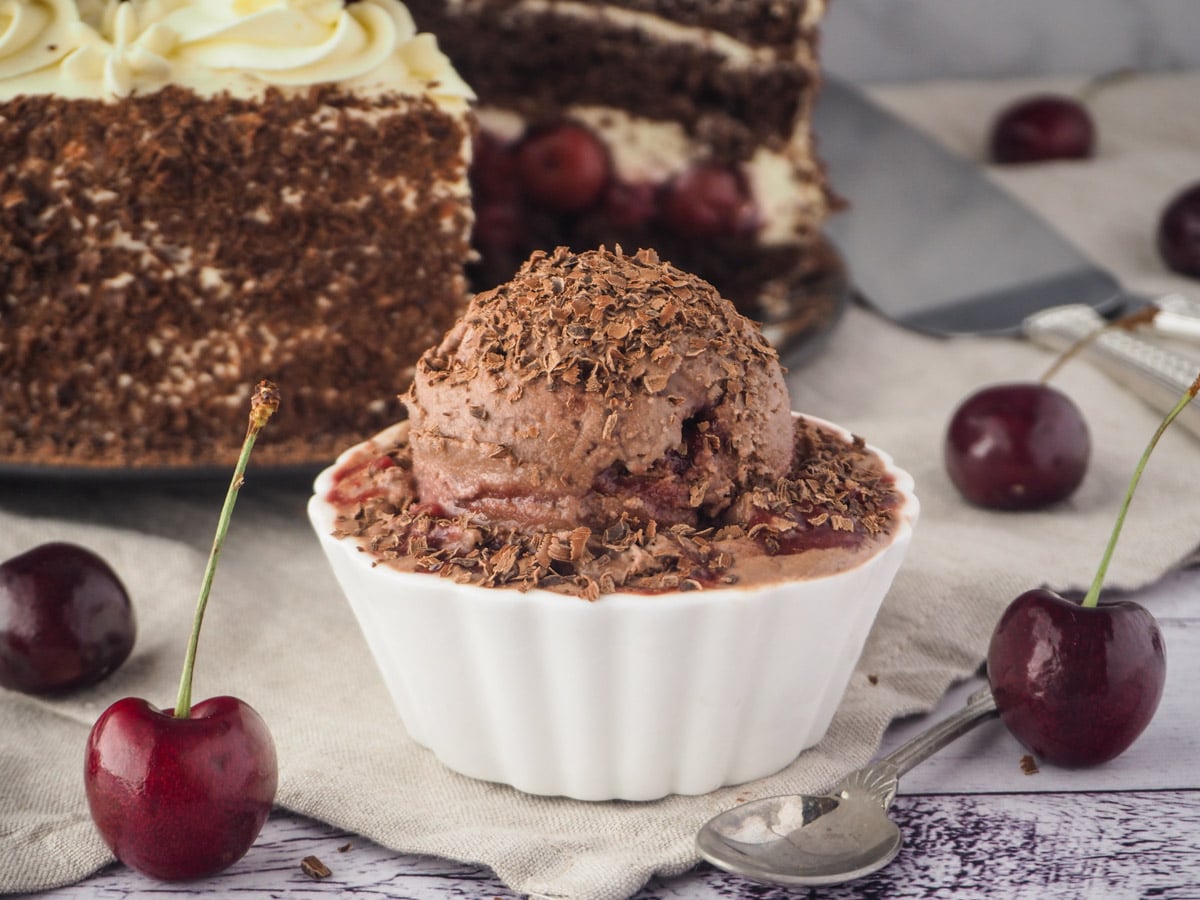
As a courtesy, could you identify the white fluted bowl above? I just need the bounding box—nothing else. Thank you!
[307,415,918,801]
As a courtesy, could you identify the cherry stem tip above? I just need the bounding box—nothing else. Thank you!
[174,381,279,718]
[1040,307,1160,385]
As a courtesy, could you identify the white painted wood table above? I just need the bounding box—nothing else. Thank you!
[26,567,1199,899]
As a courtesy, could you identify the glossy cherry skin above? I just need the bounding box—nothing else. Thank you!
[987,589,1166,767]
[0,542,135,694]
[945,382,1090,510]
[515,123,611,213]
[603,180,659,228]
[1156,181,1200,278]
[85,695,277,881]
[661,164,756,238]
[989,94,1095,164]
[471,131,521,203]
[472,201,527,254]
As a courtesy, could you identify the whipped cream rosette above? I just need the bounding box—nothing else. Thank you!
[3,0,472,99]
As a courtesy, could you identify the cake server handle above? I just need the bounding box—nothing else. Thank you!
[1148,293,1200,341]
[1023,303,1200,439]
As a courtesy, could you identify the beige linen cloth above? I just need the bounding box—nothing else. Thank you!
[3,71,1200,900]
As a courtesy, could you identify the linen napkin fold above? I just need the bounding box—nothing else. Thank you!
[3,71,1200,900]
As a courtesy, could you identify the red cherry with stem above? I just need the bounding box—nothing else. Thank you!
[0,542,134,693]
[514,123,611,213]
[987,374,1198,766]
[85,695,277,880]
[944,307,1160,511]
[944,382,1090,510]
[989,94,1095,164]
[1156,181,1200,278]
[85,381,281,881]
[987,590,1164,767]
[661,163,757,238]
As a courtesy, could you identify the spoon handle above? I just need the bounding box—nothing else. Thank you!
[878,685,999,779]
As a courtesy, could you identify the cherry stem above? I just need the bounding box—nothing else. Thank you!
[1040,306,1160,385]
[174,381,280,719]
[1077,67,1135,104]
[1081,373,1200,609]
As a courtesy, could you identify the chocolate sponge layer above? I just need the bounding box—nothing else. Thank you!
[407,0,815,154]
[412,0,815,51]
[596,0,814,48]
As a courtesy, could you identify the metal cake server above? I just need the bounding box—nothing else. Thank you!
[813,78,1129,336]
[813,78,1200,346]
[696,687,999,887]
[814,80,1200,427]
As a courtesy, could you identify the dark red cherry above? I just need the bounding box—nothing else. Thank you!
[471,131,521,203]
[987,373,1195,769]
[1156,182,1200,278]
[987,589,1165,767]
[945,382,1089,510]
[86,696,277,880]
[990,94,1095,164]
[0,542,135,694]
[84,383,281,882]
[514,123,610,213]
[472,201,527,253]
[603,180,658,228]
[661,164,757,238]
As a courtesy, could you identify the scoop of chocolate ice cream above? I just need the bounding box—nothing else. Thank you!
[405,246,794,529]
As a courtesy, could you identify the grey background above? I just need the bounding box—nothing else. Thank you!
[823,0,1200,83]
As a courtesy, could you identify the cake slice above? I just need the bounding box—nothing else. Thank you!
[406,0,837,321]
[0,0,474,468]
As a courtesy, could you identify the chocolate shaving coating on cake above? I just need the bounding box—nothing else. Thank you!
[0,85,470,468]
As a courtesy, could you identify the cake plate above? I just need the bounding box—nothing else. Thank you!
[756,234,850,364]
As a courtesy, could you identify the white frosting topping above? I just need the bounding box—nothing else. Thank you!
[0,0,84,78]
[1,0,473,101]
[160,1,413,86]
[64,1,176,97]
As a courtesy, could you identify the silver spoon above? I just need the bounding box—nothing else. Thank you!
[696,686,1000,887]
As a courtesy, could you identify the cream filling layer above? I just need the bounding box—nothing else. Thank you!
[477,105,826,245]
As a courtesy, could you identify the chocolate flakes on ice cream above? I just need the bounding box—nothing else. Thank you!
[329,246,900,598]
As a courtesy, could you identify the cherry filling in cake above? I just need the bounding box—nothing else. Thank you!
[468,123,768,311]
[405,0,835,326]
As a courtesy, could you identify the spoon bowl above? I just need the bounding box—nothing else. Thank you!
[697,687,998,886]
[697,790,901,886]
